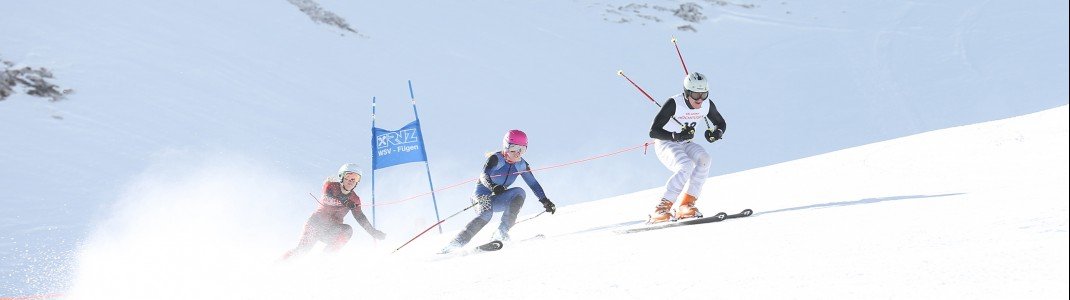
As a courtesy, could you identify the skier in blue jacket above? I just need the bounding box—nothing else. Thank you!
[441,129,556,253]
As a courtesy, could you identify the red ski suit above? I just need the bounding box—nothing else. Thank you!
[283,180,377,258]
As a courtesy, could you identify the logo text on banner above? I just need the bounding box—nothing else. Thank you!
[372,120,427,170]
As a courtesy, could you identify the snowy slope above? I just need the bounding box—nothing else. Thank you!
[63,105,1069,299]
[2,0,1067,297]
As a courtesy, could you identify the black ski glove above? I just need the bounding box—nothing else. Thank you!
[490,184,506,195]
[672,124,695,142]
[369,228,386,240]
[705,128,724,143]
[341,198,356,209]
[539,198,556,214]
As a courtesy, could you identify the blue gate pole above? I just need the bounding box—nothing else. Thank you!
[370,96,377,226]
[408,80,443,233]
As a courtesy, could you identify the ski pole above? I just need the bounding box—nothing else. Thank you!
[672,36,689,75]
[309,192,330,206]
[392,202,479,253]
[617,70,684,126]
[670,37,713,128]
[514,211,545,226]
[617,70,661,108]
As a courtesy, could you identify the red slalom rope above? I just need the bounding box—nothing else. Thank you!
[527,142,649,173]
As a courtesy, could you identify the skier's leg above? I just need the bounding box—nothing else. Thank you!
[444,218,490,252]
[322,224,353,252]
[683,142,711,197]
[651,140,694,222]
[280,219,321,260]
[677,143,710,219]
[493,187,526,241]
[654,140,695,202]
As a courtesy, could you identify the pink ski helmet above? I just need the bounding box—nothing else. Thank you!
[502,129,528,148]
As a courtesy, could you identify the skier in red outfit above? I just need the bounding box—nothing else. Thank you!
[281,163,386,260]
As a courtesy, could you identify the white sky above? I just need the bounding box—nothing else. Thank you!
[1,0,1067,297]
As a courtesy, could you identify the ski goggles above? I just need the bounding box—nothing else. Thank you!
[687,91,708,101]
[341,172,362,183]
[505,143,527,156]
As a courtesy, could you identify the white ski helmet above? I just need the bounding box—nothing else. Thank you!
[683,71,709,93]
[337,163,363,180]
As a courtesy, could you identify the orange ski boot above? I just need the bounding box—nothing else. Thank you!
[676,194,703,220]
[647,199,676,224]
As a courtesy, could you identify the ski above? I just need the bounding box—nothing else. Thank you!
[434,233,550,260]
[475,240,504,252]
[722,208,753,220]
[517,233,546,242]
[429,240,504,262]
[616,209,753,234]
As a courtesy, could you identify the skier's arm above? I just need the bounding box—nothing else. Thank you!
[649,98,678,140]
[707,102,726,133]
[478,154,500,190]
[350,206,376,232]
[519,164,547,200]
[350,203,385,239]
[520,163,556,214]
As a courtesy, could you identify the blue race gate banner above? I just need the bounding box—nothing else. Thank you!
[372,119,427,170]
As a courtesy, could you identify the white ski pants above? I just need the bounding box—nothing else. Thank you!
[653,140,711,201]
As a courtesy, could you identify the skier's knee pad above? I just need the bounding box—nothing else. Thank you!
[693,151,710,166]
[473,195,492,215]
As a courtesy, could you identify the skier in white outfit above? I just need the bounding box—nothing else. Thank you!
[647,71,727,223]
